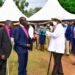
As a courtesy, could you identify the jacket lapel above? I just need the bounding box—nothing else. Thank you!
[3,28,11,44]
[20,26,29,38]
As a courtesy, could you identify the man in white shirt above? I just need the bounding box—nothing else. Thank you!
[46,18,65,75]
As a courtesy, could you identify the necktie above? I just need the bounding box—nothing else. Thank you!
[5,26,10,39]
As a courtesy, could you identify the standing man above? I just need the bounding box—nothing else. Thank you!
[46,18,65,75]
[65,21,72,55]
[0,20,12,75]
[39,25,46,51]
[70,21,75,65]
[13,17,32,75]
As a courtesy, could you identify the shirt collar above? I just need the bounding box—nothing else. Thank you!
[5,26,11,29]
[20,24,24,28]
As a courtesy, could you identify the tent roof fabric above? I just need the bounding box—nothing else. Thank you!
[0,0,27,21]
[28,0,75,21]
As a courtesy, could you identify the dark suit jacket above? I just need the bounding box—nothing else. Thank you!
[0,27,12,59]
[13,25,32,54]
[65,25,71,41]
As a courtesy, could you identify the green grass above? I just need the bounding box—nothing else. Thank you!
[7,45,51,75]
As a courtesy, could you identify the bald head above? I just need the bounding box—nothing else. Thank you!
[19,17,27,26]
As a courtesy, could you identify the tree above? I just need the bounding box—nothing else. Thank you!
[58,0,75,14]
[0,0,4,7]
[14,0,29,13]
[25,7,42,17]
[14,0,42,17]
[33,7,41,13]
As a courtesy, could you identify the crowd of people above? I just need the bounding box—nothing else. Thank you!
[0,17,75,75]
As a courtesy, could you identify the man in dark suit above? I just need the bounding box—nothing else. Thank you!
[13,17,32,75]
[0,20,12,75]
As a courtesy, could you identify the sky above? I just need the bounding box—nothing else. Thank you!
[26,0,47,10]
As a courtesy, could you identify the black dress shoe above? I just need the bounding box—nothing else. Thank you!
[58,72,64,75]
[58,73,64,75]
[72,62,75,65]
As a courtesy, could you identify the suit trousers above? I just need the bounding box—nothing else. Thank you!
[0,60,7,75]
[18,51,28,75]
[52,52,64,75]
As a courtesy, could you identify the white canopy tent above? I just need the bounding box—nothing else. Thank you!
[28,0,75,21]
[0,0,27,21]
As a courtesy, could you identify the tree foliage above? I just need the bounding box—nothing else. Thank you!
[0,0,4,7]
[14,0,29,13]
[33,7,41,14]
[24,7,41,17]
[14,0,42,17]
[58,0,75,14]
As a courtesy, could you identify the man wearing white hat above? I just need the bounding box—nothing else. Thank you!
[46,18,65,75]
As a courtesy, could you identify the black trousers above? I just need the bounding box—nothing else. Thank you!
[0,60,7,75]
[52,52,64,75]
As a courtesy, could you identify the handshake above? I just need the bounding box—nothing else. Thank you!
[0,55,6,60]
[25,44,31,48]
[46,31,51,36]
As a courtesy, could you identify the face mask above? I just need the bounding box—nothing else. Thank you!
[53,22,57,26]
[64,24,68,26]
[47,24,50,26]
[50,26,53,31]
